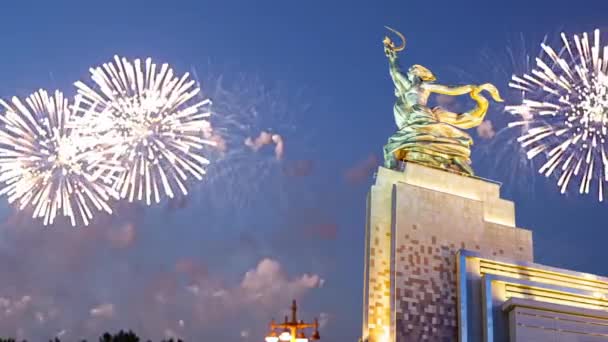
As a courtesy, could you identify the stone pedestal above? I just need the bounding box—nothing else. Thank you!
[362,164,533,342]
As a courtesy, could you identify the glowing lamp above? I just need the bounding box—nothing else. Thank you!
[296,331,308,342]
[266,330,279,342]
[265,301,321,342]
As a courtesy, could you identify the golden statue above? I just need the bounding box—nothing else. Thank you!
[382,27,503,176]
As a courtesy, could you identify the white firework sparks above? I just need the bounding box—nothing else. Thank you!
[507,29,608,201]
[0,89,116,226]
[74,56,215,205]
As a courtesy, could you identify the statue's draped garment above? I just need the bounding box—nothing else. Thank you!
[382,56,473,173]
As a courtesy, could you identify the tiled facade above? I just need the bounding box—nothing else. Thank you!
[362,164,533,342]
[363,167,396,342]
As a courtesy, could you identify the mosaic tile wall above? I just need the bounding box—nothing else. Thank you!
[391,182,533,341]
[363,174,394,342]
[362,165,533,342]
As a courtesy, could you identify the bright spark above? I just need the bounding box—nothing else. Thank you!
[74,56,215,206]
[0,90,116,226]
[507,29,608,201]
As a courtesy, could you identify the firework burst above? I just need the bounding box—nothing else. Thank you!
[507,29,608,201]
[0,89,116,226]
[74,56,215,205]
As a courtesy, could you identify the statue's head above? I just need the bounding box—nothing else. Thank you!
[408,64,436,82]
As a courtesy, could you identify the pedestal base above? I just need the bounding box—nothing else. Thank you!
[362,163,533,342]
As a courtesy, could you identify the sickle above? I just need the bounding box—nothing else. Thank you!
[384,26,406,52]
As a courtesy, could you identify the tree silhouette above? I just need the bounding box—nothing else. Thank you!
[99,330,140,342]
[0,330,185,342]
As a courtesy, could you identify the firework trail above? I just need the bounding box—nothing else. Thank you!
[507,29,608,201]
[189,69,313,220]
[74,56,215,206]
[0,90,116,226]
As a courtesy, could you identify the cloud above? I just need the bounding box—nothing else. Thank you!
[477,120,496,139]
[240,259,323,304]
[90,303,114,319]
[0,222,323,342]
[0,294,60,340]
[0,295,32,317]
[345,154,378,184]
[245,131,285,160]
[124,258,323,339]
[0,191,323,341]
[272,134,285,160]
[245,131,273,152]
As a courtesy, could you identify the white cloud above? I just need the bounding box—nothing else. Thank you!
[90,303,114,319]
[240,259,323,303]
[0,227,323,341]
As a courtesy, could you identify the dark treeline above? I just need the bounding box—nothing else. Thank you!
[0,329,184,342]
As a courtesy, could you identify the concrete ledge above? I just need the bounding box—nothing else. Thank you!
[378,164,519,227]
[377,164,503,202]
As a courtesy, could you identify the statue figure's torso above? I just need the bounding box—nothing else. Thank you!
[394,85,433,128]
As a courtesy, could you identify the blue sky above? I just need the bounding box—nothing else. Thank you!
[1,0,608,341]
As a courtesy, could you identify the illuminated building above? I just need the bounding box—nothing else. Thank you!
[362,163,608,341]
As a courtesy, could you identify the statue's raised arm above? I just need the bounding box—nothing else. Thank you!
[383,27,411,93]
